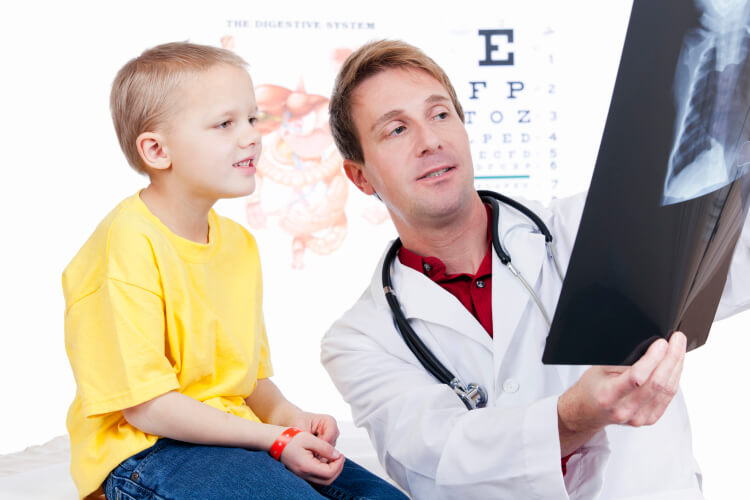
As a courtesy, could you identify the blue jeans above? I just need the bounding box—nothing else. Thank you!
[103,438,408,500]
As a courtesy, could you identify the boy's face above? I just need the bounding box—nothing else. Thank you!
[158,63,261,202]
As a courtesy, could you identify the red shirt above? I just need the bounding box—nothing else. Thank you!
[398,204,494,337]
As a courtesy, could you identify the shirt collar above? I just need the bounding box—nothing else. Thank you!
[398,203,493,282]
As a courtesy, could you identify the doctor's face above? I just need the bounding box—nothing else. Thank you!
[344,68,475,228]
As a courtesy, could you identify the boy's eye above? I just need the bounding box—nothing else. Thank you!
[217,120,232,129]
[249,116,258,126]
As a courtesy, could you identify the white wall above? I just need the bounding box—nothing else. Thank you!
[0,1,746,498]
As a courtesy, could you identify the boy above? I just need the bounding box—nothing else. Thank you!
[63,42,406,500]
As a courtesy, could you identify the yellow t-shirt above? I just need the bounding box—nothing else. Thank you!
[62,193,273,498]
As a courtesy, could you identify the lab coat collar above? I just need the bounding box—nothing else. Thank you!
[370,205,548,359]
[371,242,494,352]
[490,208,547,370]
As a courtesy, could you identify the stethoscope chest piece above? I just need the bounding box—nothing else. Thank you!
[450,379,488,410]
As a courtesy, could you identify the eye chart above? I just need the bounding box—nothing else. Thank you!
[461,25,563,202]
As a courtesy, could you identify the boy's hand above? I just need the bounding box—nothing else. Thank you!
[280,431,345,485]
[290,412,340,446]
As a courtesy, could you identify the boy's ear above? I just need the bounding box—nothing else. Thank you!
[136,132,171,170]
[343,159,376,196]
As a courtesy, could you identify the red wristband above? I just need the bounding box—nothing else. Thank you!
[269,427,303,461]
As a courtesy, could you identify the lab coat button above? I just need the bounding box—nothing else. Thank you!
[503,378,520,393]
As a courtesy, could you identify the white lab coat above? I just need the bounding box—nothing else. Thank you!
[321,193,750,500]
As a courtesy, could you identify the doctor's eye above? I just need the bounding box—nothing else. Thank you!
[389,125,406,136]
[435,111,449,120]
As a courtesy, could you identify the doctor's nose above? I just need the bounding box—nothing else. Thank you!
[415,124,443,157]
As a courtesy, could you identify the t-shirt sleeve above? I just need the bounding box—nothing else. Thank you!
[65,277,179,418]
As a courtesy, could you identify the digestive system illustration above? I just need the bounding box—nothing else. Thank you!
[221,36,389,268]
[246,81,350,269]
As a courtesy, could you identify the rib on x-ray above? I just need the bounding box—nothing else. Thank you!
[663,0,750,205]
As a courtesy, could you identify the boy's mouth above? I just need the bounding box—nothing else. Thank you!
[233,157,255,168]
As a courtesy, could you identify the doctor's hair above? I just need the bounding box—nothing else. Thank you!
[329,39,465,164]
[110,41,248,174]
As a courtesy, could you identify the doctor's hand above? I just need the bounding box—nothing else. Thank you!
[280,431,345,485]
[557,331,687,457]
[289,412,340,446]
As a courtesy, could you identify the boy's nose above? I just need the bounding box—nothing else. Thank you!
[240,126,261,149]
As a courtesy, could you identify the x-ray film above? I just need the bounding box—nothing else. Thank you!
[542,0,750,365]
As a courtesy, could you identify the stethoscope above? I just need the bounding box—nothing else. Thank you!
[382,190,564,410]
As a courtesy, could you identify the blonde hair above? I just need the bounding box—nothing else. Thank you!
[110,41,248,173]
[329,39,464,163]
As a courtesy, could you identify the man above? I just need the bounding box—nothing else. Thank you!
[321,40,749,499]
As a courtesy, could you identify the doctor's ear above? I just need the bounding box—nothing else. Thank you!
[343,159,377,196]
[136,132,171,171]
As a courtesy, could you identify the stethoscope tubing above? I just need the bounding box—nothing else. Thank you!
[382,189,562,410]
[383,240,456,385]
